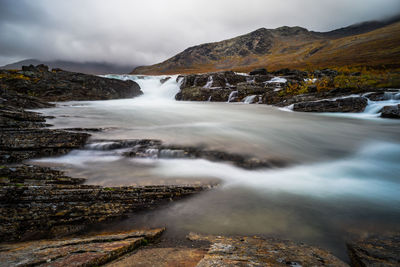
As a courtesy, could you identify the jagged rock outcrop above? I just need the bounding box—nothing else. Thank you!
[0,64,143,101]
[292,97,368,112]
[0,228,164,266]
[347,235,400,267]
[381,104,400,119]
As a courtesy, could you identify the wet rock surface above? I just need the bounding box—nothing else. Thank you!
[87,139,287,169]
[188,233,349,267]
[0,64,143,101]
[293,97,368,113]
[347,235,400,267]
[0,228,164,267]
[381,104,400,119]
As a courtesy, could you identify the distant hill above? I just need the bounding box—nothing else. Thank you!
[132,16,400,75]
[1,59,133,75]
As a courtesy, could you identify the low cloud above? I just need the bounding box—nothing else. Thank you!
[0,0,399,66]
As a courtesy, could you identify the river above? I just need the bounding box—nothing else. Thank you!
[32,74,400,260]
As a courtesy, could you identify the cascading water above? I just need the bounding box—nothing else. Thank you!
[103,74,181,102]
[32,75,400,261]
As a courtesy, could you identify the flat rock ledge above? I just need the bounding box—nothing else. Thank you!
[0,164,209,242]
[0,228,164,267]
[188,233,348,267]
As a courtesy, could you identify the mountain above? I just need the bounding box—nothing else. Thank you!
[132,17,400,75]
[1,59,133,75]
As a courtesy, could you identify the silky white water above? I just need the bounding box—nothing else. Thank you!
[33,75,400,260]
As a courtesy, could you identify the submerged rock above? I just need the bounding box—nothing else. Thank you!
[188,233,348,266]
[0,228,164,266]
[381,104,400,119]
[347,235,400,267]
[86,139,287,169]
[293,97,368,112]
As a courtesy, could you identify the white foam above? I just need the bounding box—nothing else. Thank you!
[148,142,400,202]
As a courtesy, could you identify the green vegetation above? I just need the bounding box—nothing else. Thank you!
[103,187,116,191]
[279,66,400,97]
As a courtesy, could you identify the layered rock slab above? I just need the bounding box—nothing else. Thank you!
[0,228,164,267]
[347,235,400,267]
[0,165,208,242]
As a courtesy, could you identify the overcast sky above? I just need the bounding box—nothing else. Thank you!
[0,0,399,66]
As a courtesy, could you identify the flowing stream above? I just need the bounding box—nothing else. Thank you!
[33,75,400,261]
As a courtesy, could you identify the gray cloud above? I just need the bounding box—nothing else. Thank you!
[0,0,399,66]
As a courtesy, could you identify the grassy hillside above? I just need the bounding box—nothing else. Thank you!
[132,22,400,75]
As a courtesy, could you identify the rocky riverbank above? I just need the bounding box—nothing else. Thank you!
[0,64,142,101]
[0,65,208,243]
[174,68,400,117]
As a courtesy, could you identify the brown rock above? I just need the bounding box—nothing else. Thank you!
[0,228,164,267]
[188,233,348,267]
[347,235,400,267]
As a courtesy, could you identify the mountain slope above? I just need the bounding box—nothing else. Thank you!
[132,20,400,75]
[1,59,133,75]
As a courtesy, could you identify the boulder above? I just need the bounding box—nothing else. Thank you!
[249,68,267,75]
[293,97,368,112]
[381,104,400,119]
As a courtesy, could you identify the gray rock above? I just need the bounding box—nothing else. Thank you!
[293,97,368,112]
[381,104,400,119]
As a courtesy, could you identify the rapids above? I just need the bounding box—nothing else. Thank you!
[32,75,400,261]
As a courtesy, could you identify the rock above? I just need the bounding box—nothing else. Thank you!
[0,89,54,109]
[249,68,267,75]
[0,105,47,129]
[160,76,171,84]
[84,139,288,169]
[188,233,348,266]
[293,97,368,112]
[178,71,247,90]
[0,66,143,101]
[178,87,234,102]
[0,128,90,163]
[381,104,400,119]
[107,247,207,267]
[0,164,209,242]
[347,235,400,267]
[0,228,164,266]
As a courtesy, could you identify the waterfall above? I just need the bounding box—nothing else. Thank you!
[203,76,214,88]
[242,95,257,104]
[102,74,181,102]
[227,91,238,102]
